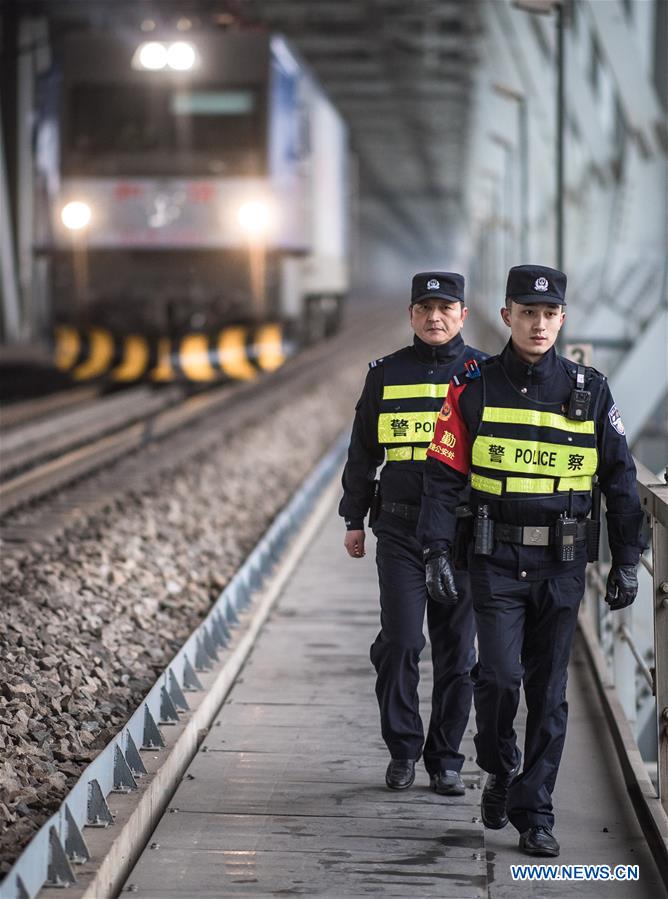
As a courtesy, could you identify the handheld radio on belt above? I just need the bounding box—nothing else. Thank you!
[554,490,578,562]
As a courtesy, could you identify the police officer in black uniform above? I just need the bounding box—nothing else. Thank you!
[340,272,487,794]
[418,264,644,855]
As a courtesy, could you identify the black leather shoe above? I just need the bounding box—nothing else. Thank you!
[430,770,466,796]
[519,826,560,857]
[481,756,521,830]
[385,758,416,790]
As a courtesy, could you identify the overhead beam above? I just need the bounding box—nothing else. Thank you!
[587,0,666,156]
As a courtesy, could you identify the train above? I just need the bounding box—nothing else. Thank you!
[34,28,349,353]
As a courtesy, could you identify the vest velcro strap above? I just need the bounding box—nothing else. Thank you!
[472,473,594,496]
[506,476,555,494]
[557,476,593,491]
[386,446,427,462]
[471,473,503,495]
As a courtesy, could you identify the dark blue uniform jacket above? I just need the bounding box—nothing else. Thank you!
[418,341,645,579]
[339,333,486,528]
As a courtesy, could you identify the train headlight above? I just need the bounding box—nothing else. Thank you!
[237,201,274,238]
[166,41,197,71]
[136,41,168,70]
[133,40,198,71]
[61,201,92,231]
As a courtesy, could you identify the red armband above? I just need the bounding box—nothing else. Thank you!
[427,382,471,474]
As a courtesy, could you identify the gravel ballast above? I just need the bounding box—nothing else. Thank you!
[0,321,404,877]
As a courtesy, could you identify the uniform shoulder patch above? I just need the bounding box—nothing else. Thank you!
[368,357,384,369]
[608,403,626,436]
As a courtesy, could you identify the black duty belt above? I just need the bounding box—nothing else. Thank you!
[381,501,420,522]
[494,521,588,547]
[380,502,470,523]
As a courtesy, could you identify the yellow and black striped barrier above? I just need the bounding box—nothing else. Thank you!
[54,323,291,383]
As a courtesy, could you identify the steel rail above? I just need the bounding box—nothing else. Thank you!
[0,386,101,429]
[0,432,349,899]
[1,385,181,478]
[0,316,394,519]
[0,424,146,513]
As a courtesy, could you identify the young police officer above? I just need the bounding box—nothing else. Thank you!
[418,264,644,856]
[340,272,486,794]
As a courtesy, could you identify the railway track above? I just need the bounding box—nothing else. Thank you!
[1,385,182,501]
[0,313,400,536]
[0,306,406,891]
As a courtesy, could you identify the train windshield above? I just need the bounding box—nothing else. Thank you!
[65,84,264,176]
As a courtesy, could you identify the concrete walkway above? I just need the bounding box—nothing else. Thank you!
[125,497,664,897]
[486,637,664,897]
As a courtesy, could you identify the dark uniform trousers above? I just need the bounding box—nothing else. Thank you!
[470,560,584,832]
[371,511,476,774]
[420,341,644,832]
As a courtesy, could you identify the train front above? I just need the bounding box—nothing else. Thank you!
[37,29,347,350]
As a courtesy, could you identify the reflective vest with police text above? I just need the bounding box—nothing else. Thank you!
[377,350,465,462]
[470,359,599,498]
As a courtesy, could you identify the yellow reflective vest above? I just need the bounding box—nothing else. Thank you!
[470,360,599,498]
[377,350,467,462]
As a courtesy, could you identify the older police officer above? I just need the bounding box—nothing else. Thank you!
[340,272,486,793]
[418,265,644,856]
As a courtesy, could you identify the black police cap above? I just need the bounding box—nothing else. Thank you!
[411,271,465,305]
[506,264,567,305]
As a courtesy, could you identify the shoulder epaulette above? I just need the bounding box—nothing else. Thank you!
[562,359,606,385]
[464,347,490,362]
[369,346,405,368]
[584,366,606,387]
[585,365,606,382]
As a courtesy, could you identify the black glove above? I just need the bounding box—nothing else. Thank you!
[604,564,638,611]
[424,549,459,604]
